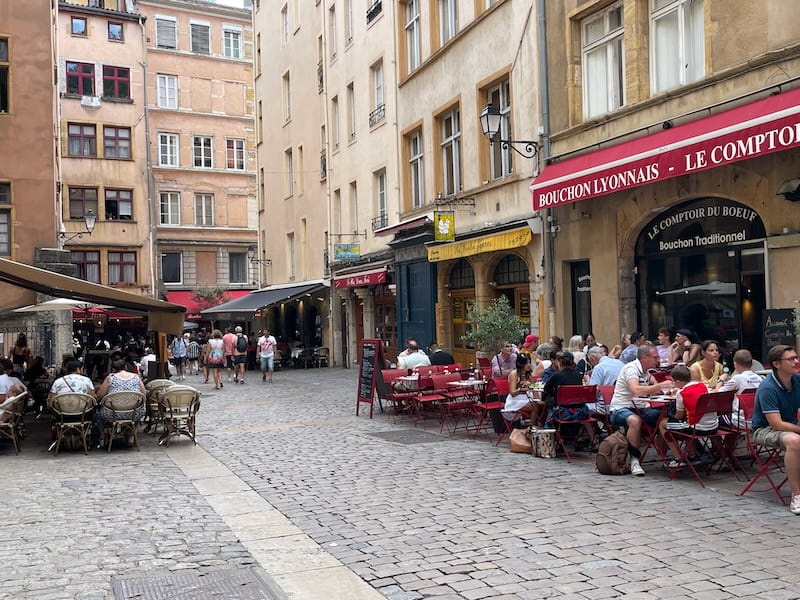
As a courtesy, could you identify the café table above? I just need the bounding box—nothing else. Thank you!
[632,395,674,462]
[441,379,486,434]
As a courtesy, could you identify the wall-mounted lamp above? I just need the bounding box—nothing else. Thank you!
[59,210,96,243]
[487,281,497,287]
[479,104,539,159]
[247,245,272,265]
[776,179,800,202]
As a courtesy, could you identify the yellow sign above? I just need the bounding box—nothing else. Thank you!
[434,212,455,241]
[427,228,532,262]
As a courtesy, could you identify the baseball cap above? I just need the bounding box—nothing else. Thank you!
[235,326,243,333]
[524,334,539,347]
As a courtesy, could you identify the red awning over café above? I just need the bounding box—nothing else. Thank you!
[532,86,800,210]
[333,266,387,289]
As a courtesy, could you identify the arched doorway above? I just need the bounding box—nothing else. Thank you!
[492,254,531,329]
[448,259,475,367]
[635,197,766,359]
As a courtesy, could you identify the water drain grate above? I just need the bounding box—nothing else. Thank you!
[112,567,280,600]
[368,429,451,445]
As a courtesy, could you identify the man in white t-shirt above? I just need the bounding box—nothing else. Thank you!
[718,349,763,427]
[257,328,277,383]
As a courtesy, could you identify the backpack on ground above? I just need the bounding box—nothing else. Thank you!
[236,334,248,353]
[596,431,630,475]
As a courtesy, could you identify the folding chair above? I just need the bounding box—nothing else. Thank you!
[666,390,741,488]
[553,385,598,461]
[377,368,416,420]
[410,375,444,426]
[472,377,517,446]
[596,385,615,432]
[651,370,672,383]
[436,372,474,434]
[737,391,788,504]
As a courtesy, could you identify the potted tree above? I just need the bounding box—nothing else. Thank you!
[463,295,525,362]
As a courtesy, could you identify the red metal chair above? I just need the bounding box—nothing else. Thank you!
[596,385,616,432]
[377,369,416,421]
[410,375,445,426]
[666,390,741,488]
[651,370,672,383]
[477,356,491,369]
[471,376,513,445]
[436,372,474,434]
[553,385,598,461]
[737,391,788,504]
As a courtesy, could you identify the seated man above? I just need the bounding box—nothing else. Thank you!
[608,344,674,476]
[491,341,518,378]
[718,348,763,427]
[49,359,96,405]
[428,342,455,366]
[0,358,26,423]
[750,344,800,515]
[586,345,624,414]
[397,339,431,371]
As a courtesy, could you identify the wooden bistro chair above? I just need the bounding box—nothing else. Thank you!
[158,385,201,447]
[101,391,145,453]
[50,392,95,456]
[144,379,174,435]
[313,347,330,368]
[553,385,598,461]
[737,390,789,505]
[0,391,28,454]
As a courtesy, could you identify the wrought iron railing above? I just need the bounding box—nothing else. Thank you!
[320,150,327,180]
[317,61,324,92]
[371,213,388,231]
[366,0,382,24]
[369,103,385,127]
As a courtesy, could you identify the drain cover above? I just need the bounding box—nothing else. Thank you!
[368,429,450,444]
[112,567,279,600]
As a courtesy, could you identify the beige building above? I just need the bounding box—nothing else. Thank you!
[539,0,800,360]
[58,0,153,296]
[136,0,257,320]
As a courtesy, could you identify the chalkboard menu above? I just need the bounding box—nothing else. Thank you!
[762,308,796,362]
[356,338,383,418]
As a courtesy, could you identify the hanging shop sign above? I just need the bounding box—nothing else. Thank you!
[334,243,361,260]
[434,211,455,242]
[333,267,387,289]
[427,228,532,262]
[639,198,766,255]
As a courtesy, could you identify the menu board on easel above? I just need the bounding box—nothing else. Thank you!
[356,338,383,418]
[762,309,796,363]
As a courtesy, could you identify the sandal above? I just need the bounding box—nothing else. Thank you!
[214,385,220,390]
[220,382,223,388]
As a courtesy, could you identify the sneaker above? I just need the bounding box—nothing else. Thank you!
[630,459,645,476]
[228,376,233,383]
[688,455,704,465]
[262,373,266,382]
[791,495,800,515]
[667,458,687,468]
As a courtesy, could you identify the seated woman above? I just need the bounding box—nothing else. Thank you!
[543,351,596,446]
[94,358,146,446]
[503,354,545,427]
[689,339,729,389]
[531,343,553,381]
[670,329,702,366]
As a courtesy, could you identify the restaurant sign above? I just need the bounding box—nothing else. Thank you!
[532,87,800,210]
[639,198,765,255]
[427,228,532,262]
[334,243,360,260]
[333,269,387,289]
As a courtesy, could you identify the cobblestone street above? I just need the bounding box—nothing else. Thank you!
[3,367,800,599]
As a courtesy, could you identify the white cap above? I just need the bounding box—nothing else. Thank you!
[235,326,243,333]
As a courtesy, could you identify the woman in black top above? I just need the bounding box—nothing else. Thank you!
[11,333,31,369]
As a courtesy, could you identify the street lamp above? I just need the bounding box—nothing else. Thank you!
[479,103,539,159]
[59,210,97,243]
[247,245,271,265]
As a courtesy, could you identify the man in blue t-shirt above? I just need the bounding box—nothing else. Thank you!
[751,344,800,515]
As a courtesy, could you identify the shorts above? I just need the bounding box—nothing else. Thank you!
[610,407,662,428]
[234,354,247,365]
[225,355,234,369]
[172,356,186,366]
[260,356,274,372]
[752,426,789,450]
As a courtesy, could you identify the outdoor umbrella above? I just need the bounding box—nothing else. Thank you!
[13,298,112,312]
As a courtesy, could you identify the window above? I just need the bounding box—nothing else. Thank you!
[66,61,94,96]
[88,0,105,7]
[487,80,512,179]
[194,193,214,226]
[287,232,295,280]
[349,181,358,231]
[156,74,178,108]
[155,17,177,49]
[104,126,131,159]
[223,28,242,58]
[329,5,337,59]
[67,123,97,157]
[256,33,262,75]
[108,251,136,284]
[651,0,704,93]
[226,139,245,169]
[285,148,294,196]
[405,0,420,72]
[190,22,210,55]
[282,71,291,121]
[409,130,424,208]
[102,65,130,99]
[439,0,457,45]
[331,95,340,148]
[347,82,355,141]
[159,191,180,225]
[69,187,98,219]
[582,2,624,118]
[71,251,100,283]
[105,189,132,220]
[0,182,9,256]
[159,133,179,166]
[440,108,461,196]
[370,60,384,126]
[71,17,87,36]
[108,22,123,41]
[375,169,386,217]
[332,189,341,233]
[281,5,289,45]
[229,252,247,283]
[193,135,213,168]
[161,252,182,283]
[0,38,7,113]
[344,0,353,43]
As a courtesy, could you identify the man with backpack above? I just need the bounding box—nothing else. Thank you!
[170,334,189,380]
[232,326,248,384]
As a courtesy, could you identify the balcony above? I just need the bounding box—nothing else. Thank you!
[371,213,388,231]
[369,103,385,127]
[366,0,382,24]
[320,150,327,180]
[317,61,324,93]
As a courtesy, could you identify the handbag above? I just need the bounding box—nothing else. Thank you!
[531,427,557,458]
[509,428,532,453]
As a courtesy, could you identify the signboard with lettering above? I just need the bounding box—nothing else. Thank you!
[762,309,796,363]
[356,338,384,418]
[638,198,765,255]
[334,243,360,260]
[434,211,455,242]
[333,269,387,289]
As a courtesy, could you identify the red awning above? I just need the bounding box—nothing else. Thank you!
[166,290,252,320]
[374,215,430,237]
[333,266,388,289]
[532,87,800,210]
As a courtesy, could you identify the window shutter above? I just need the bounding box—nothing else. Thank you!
[191,24,210,54]
[156,19,177,49]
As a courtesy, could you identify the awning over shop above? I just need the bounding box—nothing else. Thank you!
[333,264,388,289]
[166,290,252,320]
[427,227,532,262]
[374,215,431,237]
[200,282,327,316]
[532,86,800,210]
[0,257,185,334]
